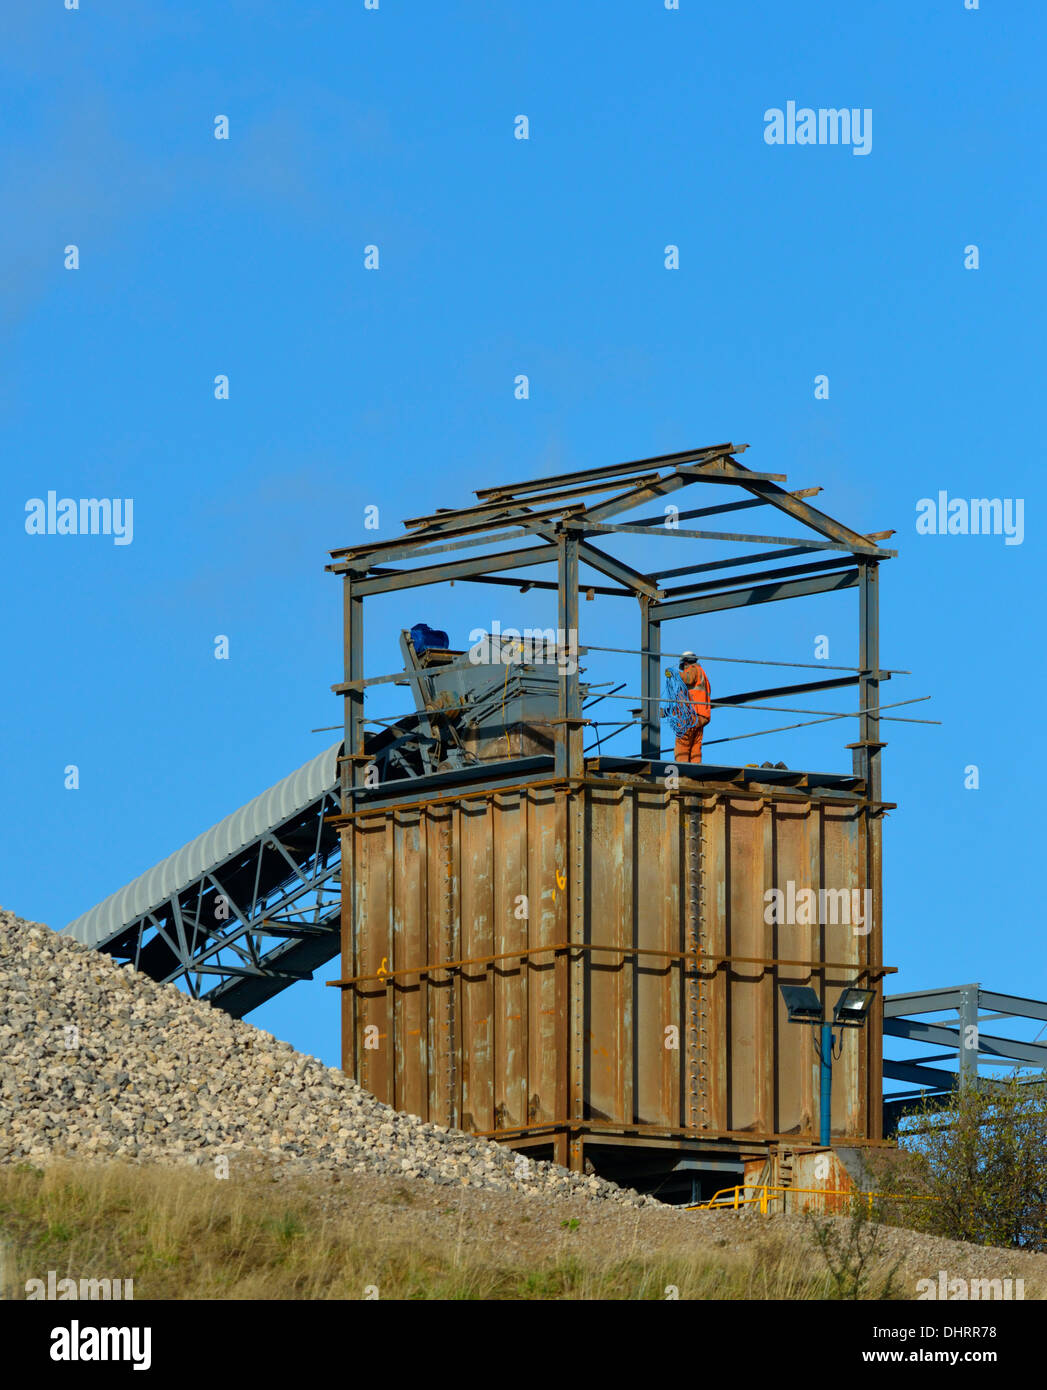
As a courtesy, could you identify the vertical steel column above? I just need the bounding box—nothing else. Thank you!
[857,560,882,801]
[857,557,884,1139]
[557,530,586,1170]
[568,786,587,1172]
[342,574,365,811]
[341,574,365,1084]
[441,808,460,1127]
[958,984,979,1085]
[640,597,661,761]
[556,532,583,778]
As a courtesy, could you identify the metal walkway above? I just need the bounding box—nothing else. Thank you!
[61,742,344,1018]
[58,701,444,1017]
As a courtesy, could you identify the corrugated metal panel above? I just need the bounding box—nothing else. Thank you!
[62,742,342,950]
[341,777,881,1154]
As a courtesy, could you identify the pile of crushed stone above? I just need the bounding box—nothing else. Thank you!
[0,908,656,1206]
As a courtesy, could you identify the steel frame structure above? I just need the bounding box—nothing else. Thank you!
[328,443,899,1182]
[91,786,343,1018]
[883,984,1047,1133]
[327,442,898,807]
[75,715,444,1017]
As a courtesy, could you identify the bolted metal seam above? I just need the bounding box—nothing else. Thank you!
[572,793,585,1129]
[697,804,710,1128]
[685,806,702,1128]
[442,811,457,1124]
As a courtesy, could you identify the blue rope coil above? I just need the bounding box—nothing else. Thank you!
[662,668,700,736]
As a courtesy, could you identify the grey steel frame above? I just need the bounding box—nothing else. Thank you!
[93,787,344,1018]
[883,984,1047,1132]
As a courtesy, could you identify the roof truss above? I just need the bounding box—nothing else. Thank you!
[327,443,896,592]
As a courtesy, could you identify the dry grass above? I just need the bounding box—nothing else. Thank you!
[0,1159,905,1301]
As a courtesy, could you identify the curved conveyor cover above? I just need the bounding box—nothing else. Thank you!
[60,742,342,952]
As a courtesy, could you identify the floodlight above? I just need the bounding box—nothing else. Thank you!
[834,987,875,1026]
[780,985,824,1024]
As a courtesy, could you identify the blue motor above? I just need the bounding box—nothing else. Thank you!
[410,623,450,656]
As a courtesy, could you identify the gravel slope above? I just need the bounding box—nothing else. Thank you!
[5,905,1045,1299]
[0,908,650,1206]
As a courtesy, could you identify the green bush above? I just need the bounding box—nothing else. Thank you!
[891,1071,1047,1250]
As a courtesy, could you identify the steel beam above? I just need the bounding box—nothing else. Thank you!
[856,560,882,802]
[630,487,823,529]
[958,983,979,1081]
[652,569,860,623]
[676,461,786,482]
[658,556,856,600]
[882,1060,961,1090]
[401,473,661,530]
[735,474,881,553]
[521,514,660,600]
[556,532,584,777]
[977,990,1047,1023]
[435,570,632,598]
[640,598,661,760]
[475,444,734,500]
[329,505,581,564]
[581,467,715,524]
[565,518,892,558]
[884,987,968,1017]
[351,543,559,595]
[650,544,815,582]
[329,524,540,571]
[343,577,364,808]
[884,1016,1047,1068]
[575,539,659,599]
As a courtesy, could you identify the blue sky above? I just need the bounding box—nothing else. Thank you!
[2,1,1042,1073]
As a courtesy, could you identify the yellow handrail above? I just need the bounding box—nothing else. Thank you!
[686,1184,937,1214]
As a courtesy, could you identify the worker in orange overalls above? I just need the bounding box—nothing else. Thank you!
[675,651,711,764]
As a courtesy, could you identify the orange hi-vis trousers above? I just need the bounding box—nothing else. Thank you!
[675,661,710,763]
[674,725,704,764]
